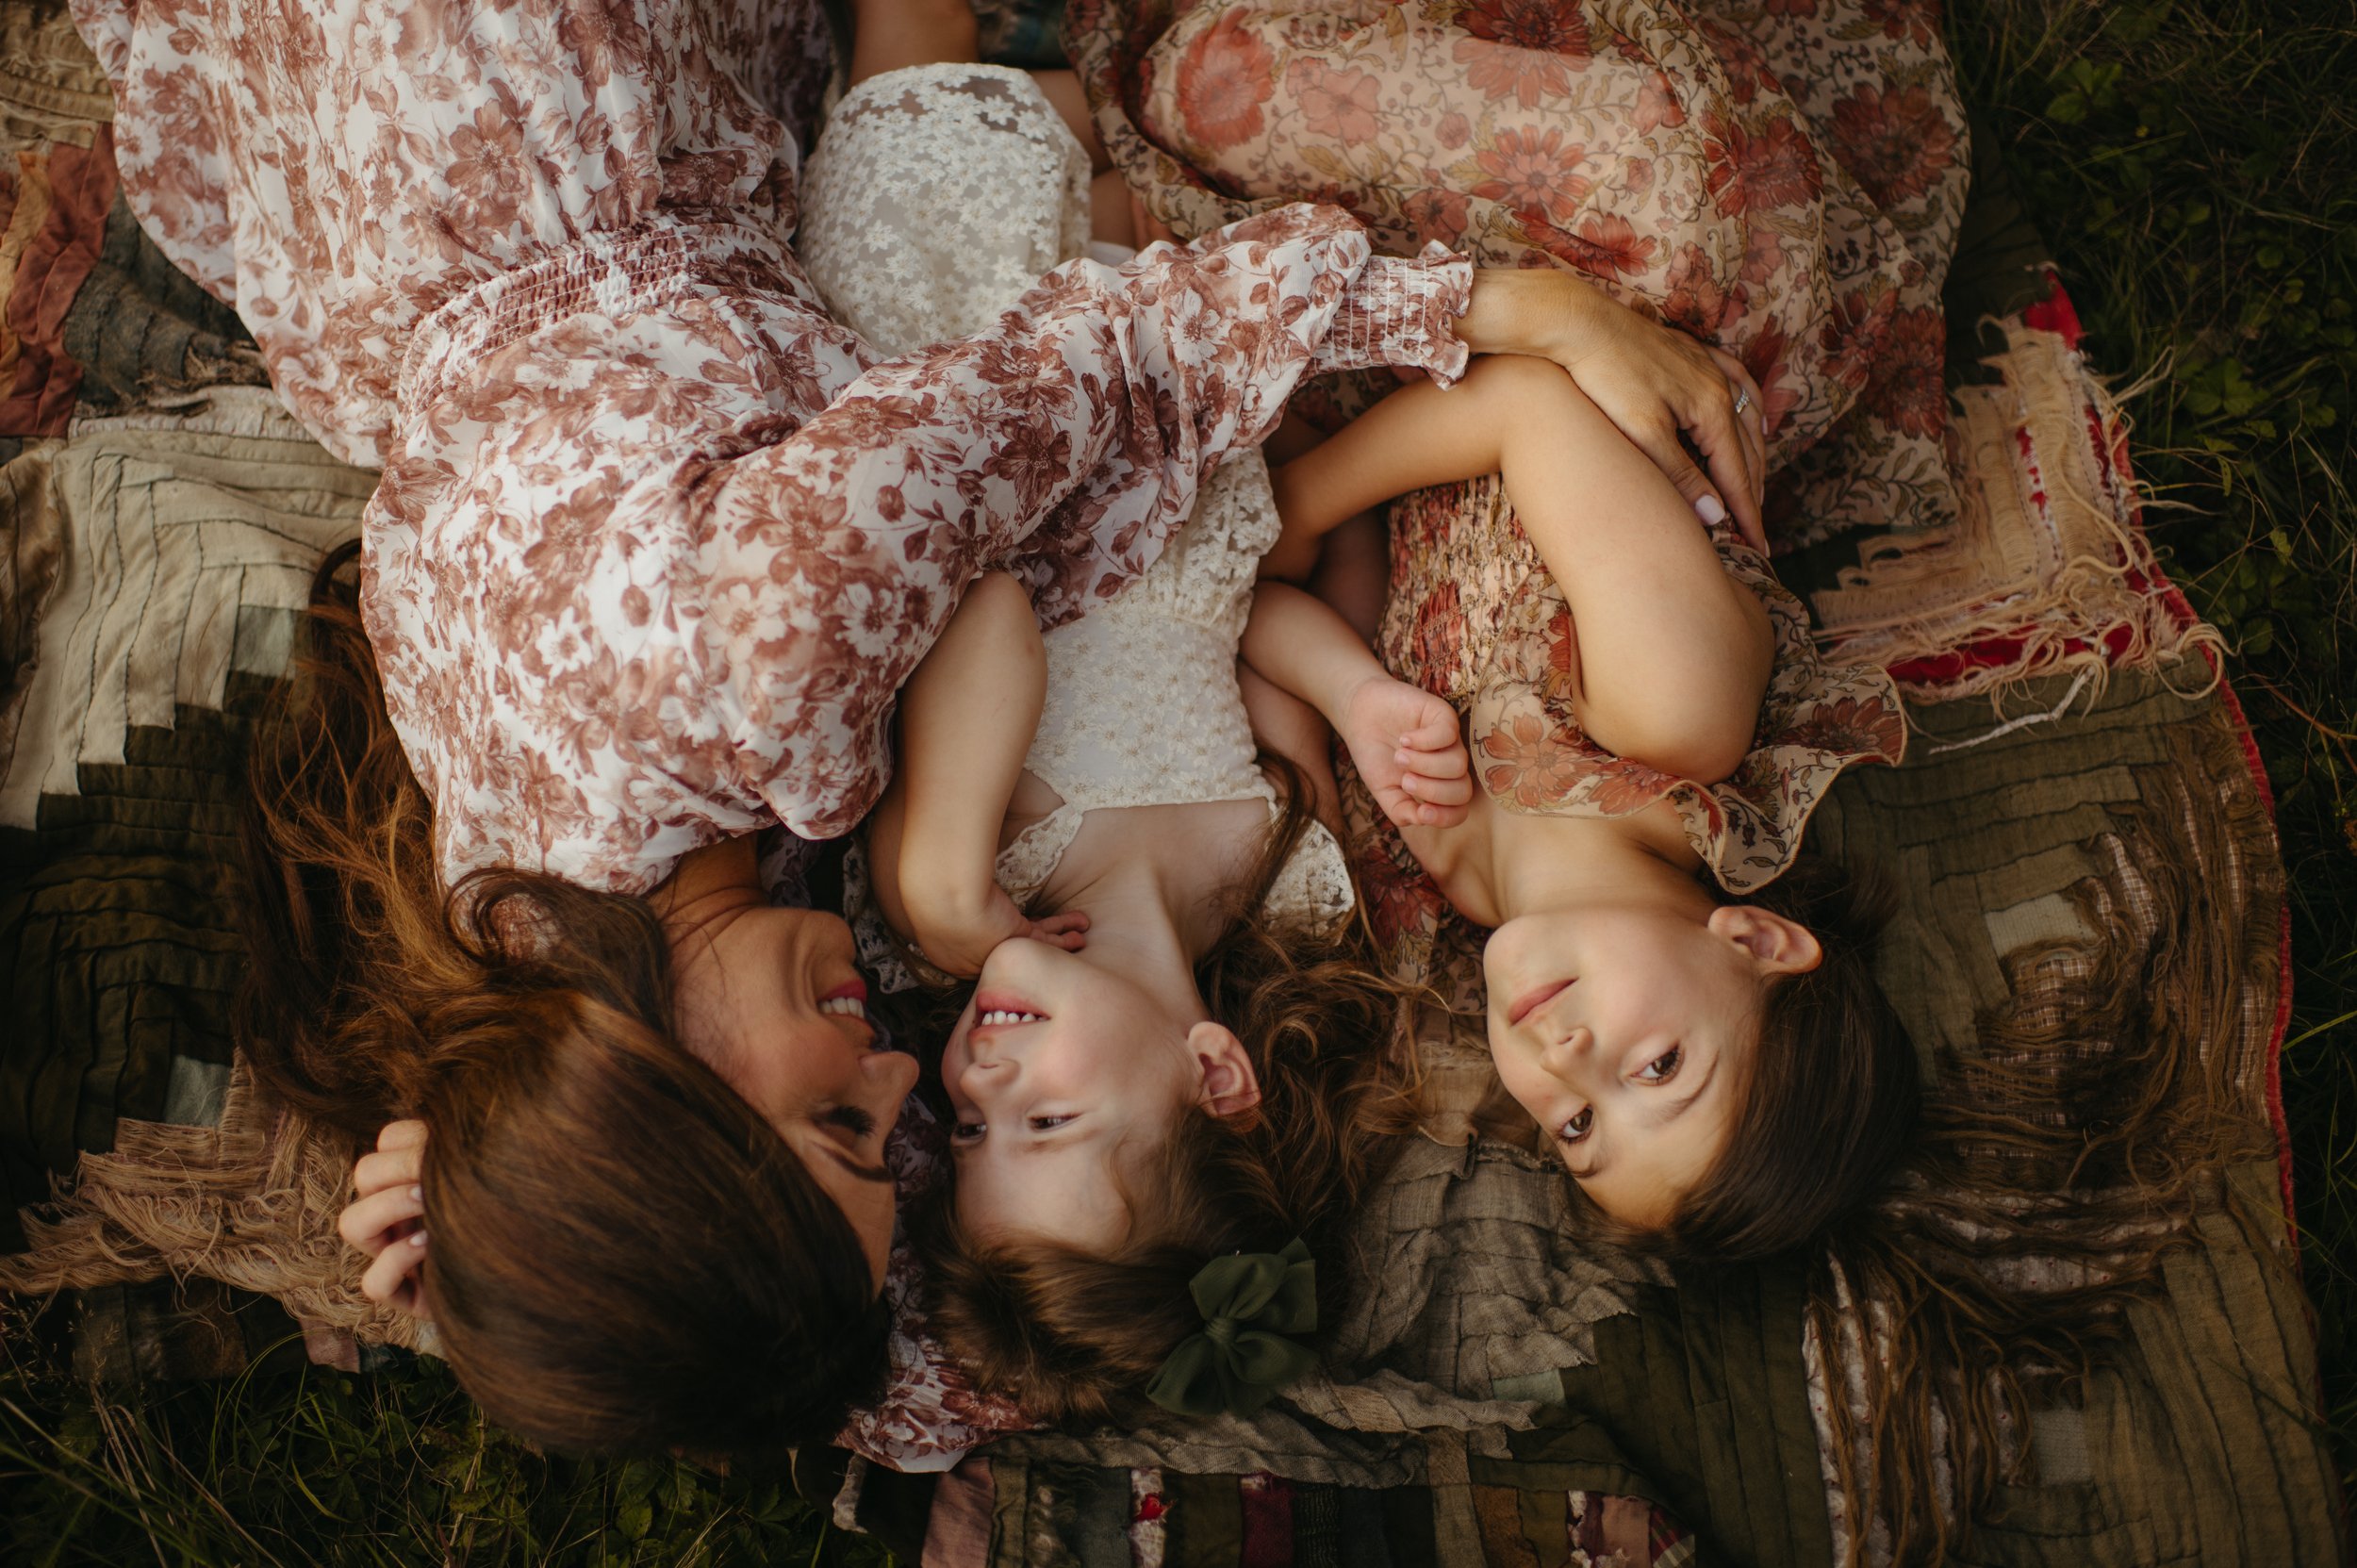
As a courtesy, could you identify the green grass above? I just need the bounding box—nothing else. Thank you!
[4,0,2353,1557]
[1950,0,2357,1492]
[0,1304,892,1567]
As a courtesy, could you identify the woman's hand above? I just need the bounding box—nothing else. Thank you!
[338,1119,431,1319]
[1456,270,1770,553]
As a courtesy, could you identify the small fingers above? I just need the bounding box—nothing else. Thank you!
[1396,740,1468,779]
[338,1185,425,1254]
[1400,769,1474,808]
[1033,910,1091,935]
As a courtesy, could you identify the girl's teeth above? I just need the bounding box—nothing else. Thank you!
[978,1010,1042,1027]
[819,996,866,1020]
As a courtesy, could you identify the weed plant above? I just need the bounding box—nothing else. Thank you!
[3,0,2352,1557]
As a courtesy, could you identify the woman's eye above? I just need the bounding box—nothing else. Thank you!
[1026,1114,1075,1132]
[951,1121,985,1142]
[1637,1046,1683,1083]
[1556,1106,1592,1144]
[824,1104,877,1139]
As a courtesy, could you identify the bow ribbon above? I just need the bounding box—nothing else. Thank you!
[1146,1239,1318,1418]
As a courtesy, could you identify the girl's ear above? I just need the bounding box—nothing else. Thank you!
[1186,1022,1263,1117]
[1707,903,1823,978]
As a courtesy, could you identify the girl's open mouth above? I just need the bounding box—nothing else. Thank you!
[972,991,1047,1030]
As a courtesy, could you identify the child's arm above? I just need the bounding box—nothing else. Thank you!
[1267,356,1772,784]
[1242,582,1470,829]
[1238,663,1344,834]
[866,572,1087,976]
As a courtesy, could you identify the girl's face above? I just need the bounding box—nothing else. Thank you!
[1481,900,1820,1230]
[668,905,917,1294]
[943,937,1260,1250]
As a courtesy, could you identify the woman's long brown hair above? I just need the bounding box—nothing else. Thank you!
[237,543,889,1456]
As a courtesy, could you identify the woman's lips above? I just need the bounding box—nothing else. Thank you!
[1507,978,1573,1027]
[820,977,869,1005]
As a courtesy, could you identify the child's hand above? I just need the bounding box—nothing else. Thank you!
[338,1119,432,1319]
[912,885,1088,978]
[1340,674,1471,828]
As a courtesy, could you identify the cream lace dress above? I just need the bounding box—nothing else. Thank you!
[805,64,1356,959]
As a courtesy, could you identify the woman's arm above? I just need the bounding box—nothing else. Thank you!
[865,573,1083,976]
[697,206,1475,849]
[1242,583,1470,829]
[1455,270,1770,551]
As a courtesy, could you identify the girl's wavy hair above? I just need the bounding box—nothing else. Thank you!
[236,543,888,1456]
[910,760,1424,1420]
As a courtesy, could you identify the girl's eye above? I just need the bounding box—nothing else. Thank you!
[951,1121,985,1142]
[1556,1106,1592,1145]
[1637,1046,1683,1084]
[1026,1114,1075,1132]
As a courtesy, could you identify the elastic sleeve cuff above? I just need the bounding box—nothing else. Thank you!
[1308,242,1475,388]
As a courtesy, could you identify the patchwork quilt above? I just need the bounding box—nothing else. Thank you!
[0,2,2340,1561]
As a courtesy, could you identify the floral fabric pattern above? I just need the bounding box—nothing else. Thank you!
[1358,476,1904,973]
[1068,0,1971,548]
[76,0,1474,896]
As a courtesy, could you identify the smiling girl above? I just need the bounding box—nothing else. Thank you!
[1246,354,1918,1262]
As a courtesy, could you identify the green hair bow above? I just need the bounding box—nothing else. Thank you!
[1146,1239,1319,1419]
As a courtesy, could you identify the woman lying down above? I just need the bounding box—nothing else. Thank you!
[339,11,1906,1438]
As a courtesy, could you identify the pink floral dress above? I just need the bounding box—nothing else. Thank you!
[1355,478,1906,983]
[1069,0,1971,549]
[72,0,1474,895]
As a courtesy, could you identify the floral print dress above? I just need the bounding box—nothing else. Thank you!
[1069,0,1972,549]
[72,0,1474,897]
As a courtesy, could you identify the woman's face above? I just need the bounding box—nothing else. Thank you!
[1481,900,1818,1230]
[941,937,1259,1251]
[668,904,916,1293]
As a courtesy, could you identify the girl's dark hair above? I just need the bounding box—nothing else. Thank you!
[914,761,1424,1419]
[1656,857,1921,1263]
[236,543,888,1456]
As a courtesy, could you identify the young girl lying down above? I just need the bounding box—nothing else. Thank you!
[1248,355,1919,1263]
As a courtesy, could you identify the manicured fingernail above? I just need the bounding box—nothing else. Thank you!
[1694,494,1727,524]
[408,1186,422,1202]
[409,1230,428,1247]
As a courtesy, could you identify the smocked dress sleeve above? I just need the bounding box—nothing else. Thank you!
[383,203,1473,895]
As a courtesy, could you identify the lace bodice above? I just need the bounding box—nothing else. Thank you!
[997,454,1356,934]
[797,63,1094,359]
[805,65,1354,943]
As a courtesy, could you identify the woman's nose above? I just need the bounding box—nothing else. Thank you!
[865,1048,921,1105]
